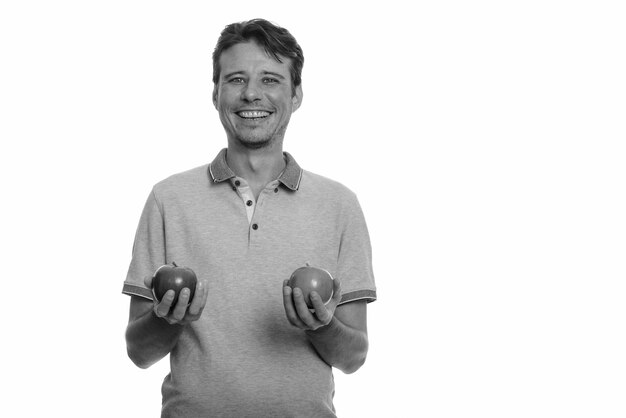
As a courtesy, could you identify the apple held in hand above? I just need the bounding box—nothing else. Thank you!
[288,263,334,308]
[151,262,197,306]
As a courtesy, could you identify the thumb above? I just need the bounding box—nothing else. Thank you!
[331,277,342,304]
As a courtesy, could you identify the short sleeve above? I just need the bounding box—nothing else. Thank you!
[336,193,377,305]
[121,189,165,300]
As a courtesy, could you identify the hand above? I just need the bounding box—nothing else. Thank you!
[143,275,209,325]
[283,276,342,331]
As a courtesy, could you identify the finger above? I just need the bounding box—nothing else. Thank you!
[309,291,325,311]
[187,279,206,317]
[171,288,191,321]
[310,291,332,325]
[155,290,175,317]
[323,278,342,313]
[293,288,319,329]
[331,277,342,303]
[282,283,304,328]
[283,283,307,328]
[200,279,210,306]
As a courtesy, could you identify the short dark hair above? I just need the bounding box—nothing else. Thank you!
[212,18,304,95]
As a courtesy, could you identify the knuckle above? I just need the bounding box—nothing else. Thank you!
[155,306,168,318]
[173,309,186,321]
[316,311,328,323]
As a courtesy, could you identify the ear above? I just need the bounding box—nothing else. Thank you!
[291,85,303,113]
[212,85,218,109]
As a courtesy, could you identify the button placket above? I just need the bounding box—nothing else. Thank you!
[241,189,255,224]
[250,187,273,236]
[232,177,257,225]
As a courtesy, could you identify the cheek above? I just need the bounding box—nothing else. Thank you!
[268,94,294,113]
[216,94,237,117]
[265,84,291,99]
[216,86,239,106]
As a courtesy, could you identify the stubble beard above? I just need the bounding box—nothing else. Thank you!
[234,125,287,150]
[236,134,275,150]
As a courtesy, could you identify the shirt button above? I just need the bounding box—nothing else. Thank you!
[246,200,253,206]
[235,180,241,186]
[252,223,258,230]
[232,186,237,191]
[274,188,279,193]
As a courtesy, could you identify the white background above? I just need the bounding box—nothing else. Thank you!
[1,1,625,417]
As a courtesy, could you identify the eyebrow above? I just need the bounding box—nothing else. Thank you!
[222,71,243,80]
[222,71,286,80]
[261,71,286,79]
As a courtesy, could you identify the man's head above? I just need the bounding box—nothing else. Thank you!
[212,19,304,150]
[212,18,304,97]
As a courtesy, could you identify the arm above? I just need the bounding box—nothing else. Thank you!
[125,276,208,369]
[306,300,368,374]
[125,296,184,369]
[283,278,369,374]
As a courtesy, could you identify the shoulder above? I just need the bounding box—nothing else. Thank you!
[151,164,210,200]
[300,170,358,201]
[299,170,363,218]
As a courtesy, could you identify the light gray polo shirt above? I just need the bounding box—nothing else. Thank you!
[123,148,376,417]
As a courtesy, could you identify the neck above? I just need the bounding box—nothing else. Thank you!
[226,141,286,185]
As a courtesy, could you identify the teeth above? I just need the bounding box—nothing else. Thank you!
[238,111,270,118]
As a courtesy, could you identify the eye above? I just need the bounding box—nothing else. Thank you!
[228,77,245,84]
[263,77,279,84]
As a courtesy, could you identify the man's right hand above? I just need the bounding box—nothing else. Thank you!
[143,275,209,325]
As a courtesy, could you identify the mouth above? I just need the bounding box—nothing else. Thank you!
[236,110,273,121]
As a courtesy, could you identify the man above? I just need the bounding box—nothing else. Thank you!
[123,18,376,417]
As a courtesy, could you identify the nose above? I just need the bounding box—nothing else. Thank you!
[241,81,261,102]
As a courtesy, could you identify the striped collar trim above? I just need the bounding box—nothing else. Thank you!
[208,148,303,191]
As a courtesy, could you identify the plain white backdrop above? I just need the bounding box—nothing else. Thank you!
[1,1,625,417]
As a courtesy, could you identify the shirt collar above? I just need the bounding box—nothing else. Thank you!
[208,148,303,191]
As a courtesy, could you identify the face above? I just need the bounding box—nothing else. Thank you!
[213,41,303,150]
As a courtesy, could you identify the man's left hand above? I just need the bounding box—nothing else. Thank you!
[282,277,342,331]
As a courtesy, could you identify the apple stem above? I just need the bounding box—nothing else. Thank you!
[172,261,178,267]
[305,261,310,267]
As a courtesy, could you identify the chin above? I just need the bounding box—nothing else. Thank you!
[235,134,279,150]
[241,141,272,150]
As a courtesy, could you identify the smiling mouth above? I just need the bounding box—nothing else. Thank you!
[237,110,272,120]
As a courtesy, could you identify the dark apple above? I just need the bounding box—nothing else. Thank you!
[288,263,334,308]
[151,262,197,306]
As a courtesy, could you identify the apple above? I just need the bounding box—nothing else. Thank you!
[151,262,197,306]
[288,263,334,308]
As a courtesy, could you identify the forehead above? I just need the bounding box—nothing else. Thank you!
[218,41,291,75]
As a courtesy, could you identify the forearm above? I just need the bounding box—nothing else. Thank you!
[125,309,184,369]
[305,316,368,374]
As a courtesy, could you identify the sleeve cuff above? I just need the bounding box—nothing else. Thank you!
[122,282,154,300]
[339,289,377,305]
[123,284,376,304]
